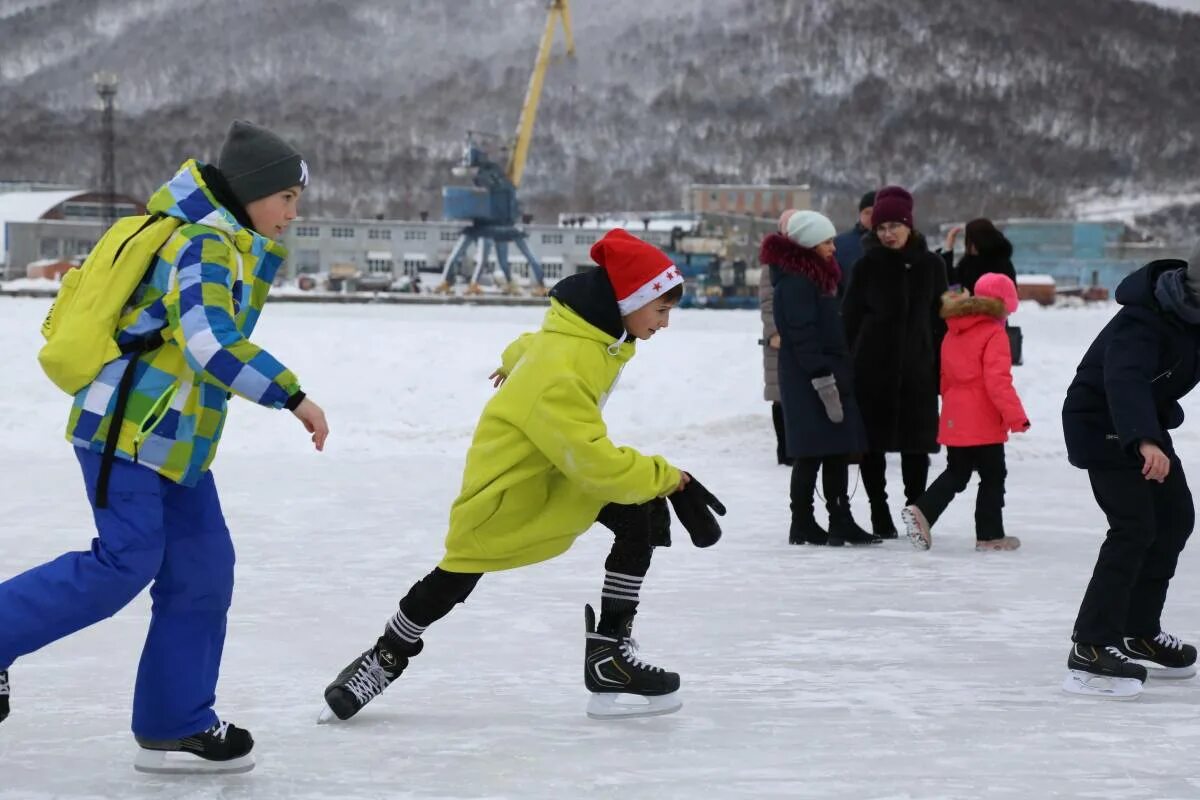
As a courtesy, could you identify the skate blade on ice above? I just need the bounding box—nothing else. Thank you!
[1061,670,1143,699]
[316,704,339,725]
[586,691,682,720]
[1141,663,1198,680]
[134,748,255,775]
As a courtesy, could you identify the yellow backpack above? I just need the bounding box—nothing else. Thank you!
[38,213,181,394]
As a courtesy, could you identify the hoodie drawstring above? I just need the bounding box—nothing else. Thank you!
[607,330,629,356]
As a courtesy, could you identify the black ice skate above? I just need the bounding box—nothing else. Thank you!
[1062,643,1148,699]
[133,720,254,774]
[1117,631,1198,680]
[319,634,422,723]
[584,604,681,719]
[0,670,9,724]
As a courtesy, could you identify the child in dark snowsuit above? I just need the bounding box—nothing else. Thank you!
[1060,250,1200,699]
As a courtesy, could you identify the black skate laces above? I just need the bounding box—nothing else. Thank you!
[619,638,664,673]
[346,652,395,704]
[1155,631,1184,651]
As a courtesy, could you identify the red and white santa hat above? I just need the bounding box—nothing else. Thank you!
[590,229,684,315]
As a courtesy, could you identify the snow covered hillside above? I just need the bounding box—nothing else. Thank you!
[2,298,1200,798]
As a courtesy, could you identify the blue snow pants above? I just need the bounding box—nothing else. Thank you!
[0,447,234,739]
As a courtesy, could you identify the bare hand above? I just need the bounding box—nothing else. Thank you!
[488,369,507,389]
[291,398,329,452]
[1139,441,1170,482]
[768,333,781,350]
[674,471,692,494]
[944,225,962,252]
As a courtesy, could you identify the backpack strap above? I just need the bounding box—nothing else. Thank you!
[94,213,170,510]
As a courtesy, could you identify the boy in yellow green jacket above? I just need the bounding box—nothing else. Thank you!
[322,229,725,721]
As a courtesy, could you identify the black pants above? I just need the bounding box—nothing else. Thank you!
[861,451,929,507]
[391,507,657,642]
[771,402,792,465]
[914,444,1007,541]
[1073,460,1194,645]
[790,455,850,516]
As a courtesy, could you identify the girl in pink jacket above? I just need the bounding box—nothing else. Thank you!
[902,273,1030,551]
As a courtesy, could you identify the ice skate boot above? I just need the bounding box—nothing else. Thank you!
[584,604,681,719]
[133,720,254,774]
[320,634,422,723]
[1117,631,1198,680]
[1062,643,1147,699]
[0,670,9,724]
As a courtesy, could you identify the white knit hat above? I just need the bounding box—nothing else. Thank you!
[785,211,837,249]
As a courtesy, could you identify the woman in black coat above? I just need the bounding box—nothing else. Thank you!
[940,218,1017,293]
[765,210,875,547]
[1061,252,1200,697]
[843,186,948,537]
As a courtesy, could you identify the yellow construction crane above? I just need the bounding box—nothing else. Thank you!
[435,0,576,297]
[507,0,575,189]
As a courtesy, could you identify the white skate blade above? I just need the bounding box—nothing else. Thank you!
[1142,663,1198,680]
[1061,670,1143,699]
[317,704,339,725]
[586,691,682,720]
[133,747,255,775]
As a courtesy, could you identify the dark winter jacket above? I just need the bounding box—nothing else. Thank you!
[833,223,868,292]
[762,233,867,459]
[843,231,949,453]
[1062,260,1200,470]
[941,247,1017,295]
[759,265,781,403]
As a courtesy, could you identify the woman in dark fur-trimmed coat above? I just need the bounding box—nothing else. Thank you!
[765,210,876,547]
[843,186,948,537]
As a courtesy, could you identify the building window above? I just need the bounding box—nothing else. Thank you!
[511,261,529,279]
[67,239,95,257]
[543,262,563,279]
[403,230,427,241]
[39,237,62,259]
[575,233,596,245]
[542,233,564,245]
[331,227,356,239]
[402,257,427,276]
[294,225,320,237]
[296,249,321,273]
[440,230,458,242]
[366,255,394,274]
[368,229,392,240]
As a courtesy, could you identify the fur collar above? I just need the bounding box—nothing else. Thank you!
[940,291,1007,320]
[759,233,841,295]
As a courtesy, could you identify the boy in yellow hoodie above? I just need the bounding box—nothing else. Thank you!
[321,229,724,721]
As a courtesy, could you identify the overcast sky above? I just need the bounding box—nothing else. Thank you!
[1136,0,1200,12]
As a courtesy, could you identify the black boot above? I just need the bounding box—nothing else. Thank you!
[789,458,826,545]
[1,670,9,724]
[870,503,898,539]
[134,720,254,773]
[827,498,881,547]
[323,633,423,721]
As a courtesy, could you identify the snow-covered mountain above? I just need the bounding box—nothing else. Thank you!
[2,0,1197,232]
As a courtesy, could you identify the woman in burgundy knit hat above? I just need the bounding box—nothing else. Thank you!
[842,186,949,537]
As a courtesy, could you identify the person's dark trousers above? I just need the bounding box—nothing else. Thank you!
[914,444,1007,540]
[792,456,850,516]
[771,402,792,466]
[1073,459,1194,646]
[861,451,930,507]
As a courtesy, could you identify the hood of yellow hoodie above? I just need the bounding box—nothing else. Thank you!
[544,269,636,361]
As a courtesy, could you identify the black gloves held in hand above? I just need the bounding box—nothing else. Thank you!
[668,475,727,548]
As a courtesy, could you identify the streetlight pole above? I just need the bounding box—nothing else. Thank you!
[93,72,118,229]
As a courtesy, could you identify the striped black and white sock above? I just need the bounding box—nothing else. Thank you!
[387,608,427,644]
[598,570,644,636]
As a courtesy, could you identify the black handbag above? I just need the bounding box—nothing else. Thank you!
[1007,324,1023,367]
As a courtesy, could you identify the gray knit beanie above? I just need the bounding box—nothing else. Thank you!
[1189,240,1200,297]
[217,120,308,206]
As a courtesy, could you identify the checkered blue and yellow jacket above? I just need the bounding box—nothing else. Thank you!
[65,159,302,486]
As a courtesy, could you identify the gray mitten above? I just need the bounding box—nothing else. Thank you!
[811,375,844,423]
